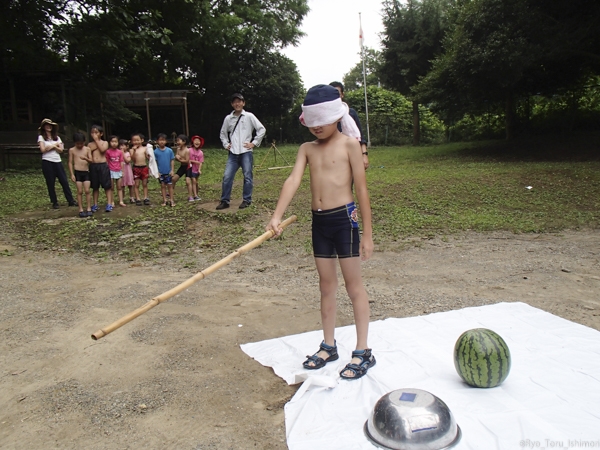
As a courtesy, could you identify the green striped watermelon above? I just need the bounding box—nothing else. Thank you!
[454,328,511,388]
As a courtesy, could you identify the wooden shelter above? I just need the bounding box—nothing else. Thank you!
[104,90,190,139]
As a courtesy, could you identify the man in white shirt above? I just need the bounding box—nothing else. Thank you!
[217,93,266,210]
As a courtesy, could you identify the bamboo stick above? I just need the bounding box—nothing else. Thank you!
[91,215,297,340]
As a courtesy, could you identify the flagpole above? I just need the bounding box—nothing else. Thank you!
[359,12,371,148]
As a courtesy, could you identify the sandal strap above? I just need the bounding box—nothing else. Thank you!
[351,349,372,365]
[343,363,363,374]
[339,362,366,379]
[319,340,337,355]
[304,354,324,364]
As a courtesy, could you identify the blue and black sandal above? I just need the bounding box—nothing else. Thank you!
[303,340,339,370]
[340,348,376,380]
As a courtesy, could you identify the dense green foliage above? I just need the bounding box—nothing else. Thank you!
[380,0,450,144]
[2,137,599,261]
[344,87,445,145]
[378,0,600,142]
[342,48,383,92]
[381,0,449,94]
[1,0,308,142]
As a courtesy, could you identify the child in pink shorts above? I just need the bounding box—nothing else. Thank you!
[188,135,205,201]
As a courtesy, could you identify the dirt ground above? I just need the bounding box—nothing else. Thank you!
[0,224,599,449]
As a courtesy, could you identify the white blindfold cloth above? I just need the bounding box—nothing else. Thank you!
[299,85,361,141]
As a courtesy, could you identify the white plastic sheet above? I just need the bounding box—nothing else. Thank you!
[241,302,600,450]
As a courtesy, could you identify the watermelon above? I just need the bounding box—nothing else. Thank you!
[454,328,511,388]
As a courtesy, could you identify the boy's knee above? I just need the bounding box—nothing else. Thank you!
[345,283,366,300]
[319,280,338,295]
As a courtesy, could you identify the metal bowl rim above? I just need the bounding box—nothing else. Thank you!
[363,420,462,450]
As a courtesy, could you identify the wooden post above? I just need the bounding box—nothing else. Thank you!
[145,94,152,139]
[183,93,190,136]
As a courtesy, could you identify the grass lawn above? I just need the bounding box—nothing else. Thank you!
[1,135,599,263]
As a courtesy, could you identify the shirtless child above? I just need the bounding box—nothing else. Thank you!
[131,133,150,205]
[68,132,94,217]
[88,125,114,212]
[172,135,193,201]
[267,84,375,380]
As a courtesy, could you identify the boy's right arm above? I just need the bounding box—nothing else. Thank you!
[267,145,308,235]
[68,148,76,181]
[83,147,93,163]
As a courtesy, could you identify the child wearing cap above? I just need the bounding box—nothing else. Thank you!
[188,135,205,201]
[37,118,77,209]
[266,84,375,380]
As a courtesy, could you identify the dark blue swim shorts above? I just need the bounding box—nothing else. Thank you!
[312,202,360,259]
[159,173,172,185]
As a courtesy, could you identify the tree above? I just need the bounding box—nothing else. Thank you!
[416,0,600,139]
[0,0,70,122]
[61,0,309,136]
[345,86,444,145]
[342,48,383,92]
[233,51,304,143]
[0,0,67,73]
[1,0,309,141]
[380,0,450,145]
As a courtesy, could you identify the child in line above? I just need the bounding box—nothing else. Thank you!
[68,132,93,217]
[153,133,175,206]
[173,134,193,201]
[105,135,126,207]
[267,84,375,380]
[188,135,205,201]
[120,139,135,203]
[88,125,113,212]
[131,133,150,206]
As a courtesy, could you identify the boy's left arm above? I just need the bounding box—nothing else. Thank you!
[349,140,373,261]
[170,158,174,176]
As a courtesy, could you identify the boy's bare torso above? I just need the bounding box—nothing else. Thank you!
[71,146,92,171]
[89,140,108,164]
[303,134,357,210]
[132,145,147,166]
[176,146,189,165]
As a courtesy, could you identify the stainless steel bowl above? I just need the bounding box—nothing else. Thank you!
[364,388,461,450]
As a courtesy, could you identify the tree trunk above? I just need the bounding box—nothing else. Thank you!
[412,100,421,146]
[505,92,515,140]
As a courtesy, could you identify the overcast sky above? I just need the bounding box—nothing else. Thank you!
[281,0,385,90]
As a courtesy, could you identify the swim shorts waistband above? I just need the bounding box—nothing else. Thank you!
[312,202,356,216]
